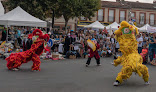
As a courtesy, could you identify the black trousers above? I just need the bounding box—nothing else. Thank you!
[86,55,100,65]
[17,38,22,46]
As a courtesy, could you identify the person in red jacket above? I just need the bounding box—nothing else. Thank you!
[86,38,101,67]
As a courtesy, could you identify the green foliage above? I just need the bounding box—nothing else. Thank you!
[80,0,101,20]
[3,0,60,20]
[57,0,101,31]
[3,0,101,29]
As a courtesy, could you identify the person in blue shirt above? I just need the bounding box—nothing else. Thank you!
[16,28,22,46]
[149,33,156,62]
[55,35,60,41]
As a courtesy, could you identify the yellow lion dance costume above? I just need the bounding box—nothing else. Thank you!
[113,21,149,86]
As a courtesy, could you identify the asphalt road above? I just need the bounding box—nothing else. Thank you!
[0,57,156,92]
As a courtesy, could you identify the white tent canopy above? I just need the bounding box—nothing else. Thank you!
[106,22,120,30]
[0,1,4,16]
[84,21,105,29]
[147,26,156,33]
[0,6,47,27]
[138,24,150,32]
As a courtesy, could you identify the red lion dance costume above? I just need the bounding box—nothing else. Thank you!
[6,29,49,71]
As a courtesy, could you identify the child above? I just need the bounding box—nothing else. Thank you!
[101,47,107,57]
[98,48,102,57]
[86,39,101,67]
[140,44,148,64]
[20,47,23,52]
[106,44,113,57]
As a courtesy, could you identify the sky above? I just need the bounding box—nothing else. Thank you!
[101,0,154,3]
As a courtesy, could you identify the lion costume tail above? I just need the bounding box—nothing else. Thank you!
[6,53,22,70]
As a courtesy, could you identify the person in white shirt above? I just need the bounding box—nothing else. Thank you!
[106,34,111,40]
[114,40,120,59]
[137,34,143,54]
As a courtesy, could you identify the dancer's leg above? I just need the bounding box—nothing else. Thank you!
[137,64,149,82]
[86,57,91,65]
[116,66,133,83]
[31,54,41,71]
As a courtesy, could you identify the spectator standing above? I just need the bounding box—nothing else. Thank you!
[106,34,111,40]
[99,38,103,49]
[54,35,60,52]
[14,31,18,48]
[1,28,6,41]
[105,39,111,47]
[93,30,98,39]
[137,34,143,54]
[62,31,66,37]
[149,33,156,62]
[64,30,76,55]
[17,28,22,46]
[114,40,120,59]
[142,33,148,46]
[79,31,85,41]
[103,27,108,34]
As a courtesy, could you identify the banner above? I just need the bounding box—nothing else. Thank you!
[147,26,156,33]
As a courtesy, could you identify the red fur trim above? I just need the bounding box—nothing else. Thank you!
[28,34,33,39]
[33,29,43,37]
[40,34,50,41]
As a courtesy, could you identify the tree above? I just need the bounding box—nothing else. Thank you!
[3,0,62,28]
[3,0,101,32]
[57,0,101,32]
[3,0,48,20]
[80,0,101,20]
[43,0,61,29]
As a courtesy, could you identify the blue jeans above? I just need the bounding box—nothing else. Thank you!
[138,47,142,54]
[149,48,156,61]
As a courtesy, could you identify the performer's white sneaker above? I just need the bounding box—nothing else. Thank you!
[113,82,119,86]
[111,62,114,65]
[12,68,19,71]
[97,64,101,66]
[145,81,150,85]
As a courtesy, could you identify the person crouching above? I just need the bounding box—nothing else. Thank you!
[86,38,101,67]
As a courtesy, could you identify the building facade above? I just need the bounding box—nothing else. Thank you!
[2,0,156,31]
[95,0,156,27]
[53,0,156,32]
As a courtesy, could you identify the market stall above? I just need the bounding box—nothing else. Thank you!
[84,21,105,29]
[138,24,150,32]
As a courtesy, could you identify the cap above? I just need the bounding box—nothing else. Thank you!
[91,38,96,41]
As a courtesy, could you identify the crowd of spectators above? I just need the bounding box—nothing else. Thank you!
[0,27,156,64]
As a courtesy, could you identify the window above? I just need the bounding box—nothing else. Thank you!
[109,10,114,22]
[80,16,86,21]
[150,14,155,25]
[98,9,104,21]
[120,11,126,22]
[140,13,145,25]
[131,12,135,19]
